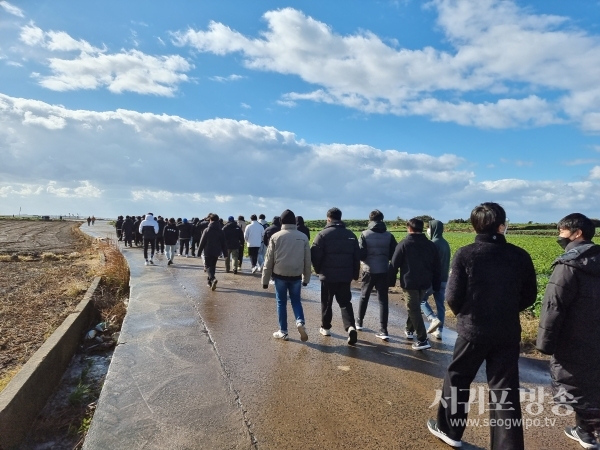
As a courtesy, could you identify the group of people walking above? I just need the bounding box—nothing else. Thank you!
[112,203,599,450]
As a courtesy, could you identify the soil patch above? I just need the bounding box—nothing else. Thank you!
[0,220,96,388]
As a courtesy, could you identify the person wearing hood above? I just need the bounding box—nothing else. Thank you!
[222,216,244,274]
[258,214,268,228]
[427,203,536,450]
[262,209,311,342]
[310,207,360,345]
[177,218,193,257]
[198,214,228,290]
[296,216,310,240]
[357,210,397,340]
[163,218,179,265]
[264,216,282,247]
[537,213,600,449]
[122,215,134,247]
[420,219,451,340]
[244,214,265,273]
[139,213,159,266]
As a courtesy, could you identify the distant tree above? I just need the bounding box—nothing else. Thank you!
[448,218,468,224]
[414,215,434,222]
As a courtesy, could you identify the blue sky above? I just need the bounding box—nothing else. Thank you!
[1,0,600,222]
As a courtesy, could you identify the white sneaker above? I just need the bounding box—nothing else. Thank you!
[269,279,275,285]
[273,330,288,340]
[144,260,149,266]
[427,318,442,334]
[319,327,331,336]
[404,330,415,340]
[432,329,442,340]
[297,323,308,342]
[251,266,258,273]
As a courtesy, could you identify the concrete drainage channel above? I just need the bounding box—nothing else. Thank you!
[0,256,105,449]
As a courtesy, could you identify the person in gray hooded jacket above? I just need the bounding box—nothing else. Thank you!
[420,219,451,340]
[357,210,397,340]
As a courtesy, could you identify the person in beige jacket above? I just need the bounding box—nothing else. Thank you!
[262,209,312,342]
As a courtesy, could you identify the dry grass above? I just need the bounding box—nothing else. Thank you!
[0,367,21,392]
[92,238,129,327]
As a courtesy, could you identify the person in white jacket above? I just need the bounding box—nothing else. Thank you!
[244,214,265,273]
[139,213,159,266]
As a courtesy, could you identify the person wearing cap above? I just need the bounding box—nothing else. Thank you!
[177,218,193,257]
[198,214,228,291]
[222,216,245,274]
[262,209,311,341]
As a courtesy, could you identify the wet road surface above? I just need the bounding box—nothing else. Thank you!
[82,222,570,450]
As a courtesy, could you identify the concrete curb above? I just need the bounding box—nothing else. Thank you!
[0,255,104,449]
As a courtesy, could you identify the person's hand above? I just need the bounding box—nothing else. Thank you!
[263,285,268,289]
[302,282,308,287]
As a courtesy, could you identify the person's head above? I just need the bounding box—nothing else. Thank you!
[238,215,245,221]
[557,213,595,243]
[250,214,257,221]
[148,212,153,217]
[296,215,305,226]
[369,210,384,222]
[470,202,506,234]
[169,217,175,224]
[259,214,266,220]
[210,214,219,222]
[126,215,130,219]
[228,216,235,222]
[407,218,424,233]
[280,210,296,225]
[327,207,342,222]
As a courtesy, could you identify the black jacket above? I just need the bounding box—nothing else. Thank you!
[392,233,441,291]
[446,233,537,345]
[122,218,134,237]
[133,219,141,235]
[198,222,228,258]
[536,240,600,411]
[192,220,205,240]
[177,222,192,240]
[296,217,310,240]
[222,221,244,250]
[115,218,123,230]
[359,221,397,274]
[264,217,282,246]
[163,223,179,245]
[157,218,166,237]
[310,221,360,283]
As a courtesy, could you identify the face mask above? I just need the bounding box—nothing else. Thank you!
[557,236,571,250]
[426,228,431,238]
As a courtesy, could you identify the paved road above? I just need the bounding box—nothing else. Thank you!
[82,222,569,450]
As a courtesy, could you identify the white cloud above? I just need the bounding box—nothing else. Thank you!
[0,1,24,18]
[19,23,192,96]
[6,61,22,67]
[0,92,598,221]
[563,159,600,166]
[210,74,244,82]
[172,2,600,129]
[240,103,251,109]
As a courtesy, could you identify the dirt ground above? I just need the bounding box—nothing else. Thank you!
[0,220,97,388]
[0,220,79,255]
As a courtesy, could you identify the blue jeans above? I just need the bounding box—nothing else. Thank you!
[421,281,447,330]
[274,278,305,333]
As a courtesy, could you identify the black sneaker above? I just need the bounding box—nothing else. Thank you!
[211,279,218,291]
[427,419,462,448]
[564,426,598,449]
[412,339,431,350]
[233,269,237,274]
[375,331,389,341]
[348,326,358,345]
[167,260,173,266]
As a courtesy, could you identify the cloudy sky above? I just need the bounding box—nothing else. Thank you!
[1,0,600,222]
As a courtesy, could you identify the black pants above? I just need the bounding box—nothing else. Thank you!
[248,246,259,267]
[205,256,218,283]
[155,236,164,253]
[320,281,356,331]
[179,238,190,255]
[123,232,132,246]
[238,244,245,268]
[143,238,156,260]
[135,232,141,246]
[190,238,200,256]
[358,272,389,332]
[437,336,524,450]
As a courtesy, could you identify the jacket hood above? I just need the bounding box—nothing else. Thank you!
[367,221,387,233]
[325,220,346,229]
[556,241,600,275]
[281,224,297,231]
[208,221,220,229]
[272,217,281,227]
[296,216,305,226]
[429,220,444,240]
[145,214,154,221]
